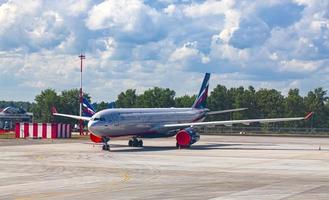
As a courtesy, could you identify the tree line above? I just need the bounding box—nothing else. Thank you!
[1,86,328,128]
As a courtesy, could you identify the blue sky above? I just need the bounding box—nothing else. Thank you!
[0,0,328,102]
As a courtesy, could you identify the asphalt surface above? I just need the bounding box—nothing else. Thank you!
[0,135,328,200]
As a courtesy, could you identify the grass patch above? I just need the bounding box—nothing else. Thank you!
[71,134,90,140]
[0,132,15,139]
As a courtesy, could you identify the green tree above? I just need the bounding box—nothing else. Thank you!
[58,89,91,124]
[284,89,305,127]
[137,87,175,108]
[228,86,251,120]
[32,89,60,123]
[175,95,196,107]
[255,89,284,118]
[243,86,259,119]
[207,85,232,121]
[116,89,137,108]
[95,101,109,112]
[60,89,80,116]
[304,88,328,128]
[254,89,285,129]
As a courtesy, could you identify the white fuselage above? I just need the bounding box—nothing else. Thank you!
[88,108,208,138]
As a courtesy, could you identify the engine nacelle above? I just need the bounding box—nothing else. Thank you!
[176,128,200,147]
[90,133,102,143]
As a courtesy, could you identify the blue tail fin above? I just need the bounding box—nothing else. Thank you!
[192,73,210,109]
[82,97,96,117]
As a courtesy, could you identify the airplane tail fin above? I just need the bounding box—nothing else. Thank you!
[192,73,210,109]
[82,97,96,117]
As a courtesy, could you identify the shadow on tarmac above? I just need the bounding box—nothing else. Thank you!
[108,143,242,152]
[104,143,324,152]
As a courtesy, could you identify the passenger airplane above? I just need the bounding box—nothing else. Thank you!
[53,73,313,150]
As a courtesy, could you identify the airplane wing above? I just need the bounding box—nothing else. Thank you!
[206,108,247,115]
[53,113,91,121]
[163,112,314,128]
[52,107,91,121]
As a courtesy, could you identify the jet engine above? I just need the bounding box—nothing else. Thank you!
[176,128,200,148]
[90,133,102,143]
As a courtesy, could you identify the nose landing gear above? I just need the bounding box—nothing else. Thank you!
[128,137,143,147]
[102,137,111,151]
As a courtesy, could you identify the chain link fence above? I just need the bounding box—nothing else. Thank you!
[198,126,329,136]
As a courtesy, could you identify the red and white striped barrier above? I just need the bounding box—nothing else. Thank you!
[15,123,71,139]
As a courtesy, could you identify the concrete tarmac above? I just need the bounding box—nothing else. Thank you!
[0,135,328,200]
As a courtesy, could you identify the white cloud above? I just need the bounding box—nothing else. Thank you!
[56,32,76,53]
[169,42,199,62]
[93,37,117,60]
[86,0,153,31]
[279,59,321,72]
[0,2,17,32]
[26,11,67,48]
[163,4,176,15]
[66,0,90,16]
[210,35,250,62]
[218,9,240,43]
[183,0,235,18]
[0,0,41,33]
[1,0,329,102]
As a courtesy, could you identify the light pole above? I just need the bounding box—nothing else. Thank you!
[79,54,85,135]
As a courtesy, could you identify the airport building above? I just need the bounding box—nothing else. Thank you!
[0,107,33,130]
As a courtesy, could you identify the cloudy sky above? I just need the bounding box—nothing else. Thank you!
[0,0,328,102]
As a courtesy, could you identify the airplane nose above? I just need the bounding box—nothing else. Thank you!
[88,120,108,137]
[88,121,97,134]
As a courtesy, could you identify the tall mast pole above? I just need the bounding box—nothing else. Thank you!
[79,54,85,135]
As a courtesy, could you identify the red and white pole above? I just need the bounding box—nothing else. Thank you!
[79,54,85,135]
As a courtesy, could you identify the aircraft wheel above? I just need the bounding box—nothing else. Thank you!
[138,140,143,147]
[102,137,110,151]
[131,140,136,147]
[131,138,138,147]
[128,140,133,147]
[102,144,110,151]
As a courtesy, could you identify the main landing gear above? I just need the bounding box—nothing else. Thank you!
[102,137,111,151]
[128,137,143,147]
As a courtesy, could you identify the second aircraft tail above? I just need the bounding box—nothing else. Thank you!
[83,97,96,117]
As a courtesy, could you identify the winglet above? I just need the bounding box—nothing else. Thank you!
[304,112,314,120]
[51,106,58,114]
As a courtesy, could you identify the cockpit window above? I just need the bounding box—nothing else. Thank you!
[93,117,106,121]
